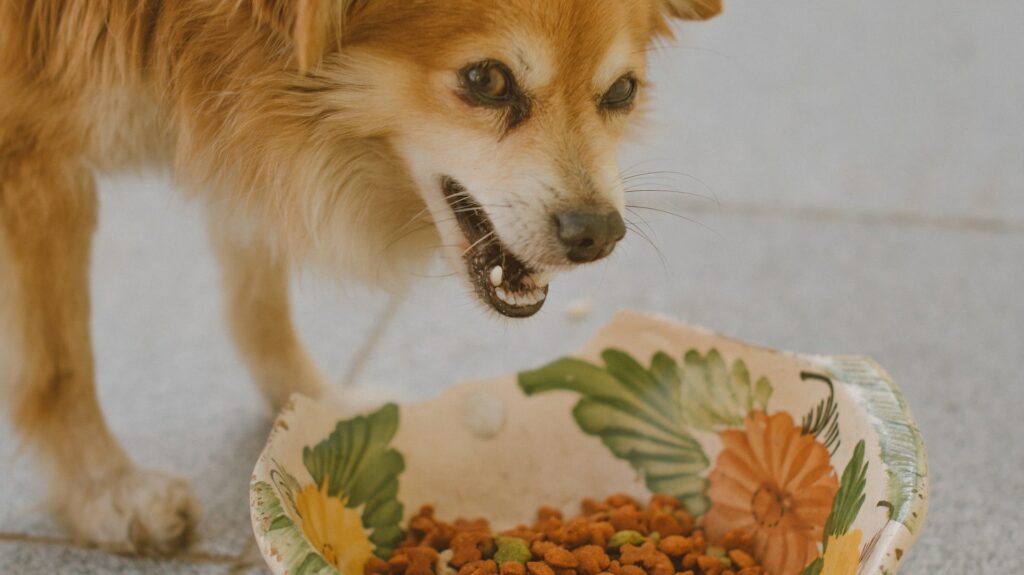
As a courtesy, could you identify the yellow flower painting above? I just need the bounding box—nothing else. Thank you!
[820,530,862,575]
[295,482,375,575]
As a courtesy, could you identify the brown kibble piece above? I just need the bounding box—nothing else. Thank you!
[618,544,641,567]
[451,546,482,567]
[582,499,610,515]
[554,569,577,575]
[605,494,638,508]
[648,495,680,510]
[607,560,622,575]
[404,547,440,575]
[557,518,592,548]
[503,528,542,543]
[537,507,563,521]
[410,510,437,533]
[618,541,657,567]
[527,562,556,575]
[618,566,645,575]
[462,560,498,575]
[587,522,615,548]
[573,545,610,575]
[696,555,723,572]
[531,540,556,559]
[501,563,527,575]
[389,554,412,575]
[608,506,645,533]
[450,532,494,567]
[365,556,389,575]
[649,555,674,575]
[722,570,736,575]
[676,572,695,575]
[681,552,699,569]
[544,547,579,569]
[721,529,753,554]
[737,569,762,575]
[648,513,684,537]
[535,517,563,538]
[658,536,693,557]
[424,523,457,550]
[728,550,755,569]
[672,511,695,536]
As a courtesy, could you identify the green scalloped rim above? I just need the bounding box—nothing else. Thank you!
[825,357,929,535]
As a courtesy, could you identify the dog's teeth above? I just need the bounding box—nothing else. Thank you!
[489,266,504,287]
[520,292,536,306]
[496,287,509,304]
[532,289,547,302]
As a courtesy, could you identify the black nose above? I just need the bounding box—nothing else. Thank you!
[555,209,626,263]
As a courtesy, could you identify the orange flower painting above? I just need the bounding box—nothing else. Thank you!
[703,411,839,575]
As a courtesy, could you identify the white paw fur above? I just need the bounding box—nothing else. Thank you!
[57,468,200,555]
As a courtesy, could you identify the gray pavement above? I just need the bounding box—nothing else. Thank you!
[2,0,1022,573]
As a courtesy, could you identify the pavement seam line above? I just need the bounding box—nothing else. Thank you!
[0,531,239,564]
[228,537,261,574]
[687,202,1024,235]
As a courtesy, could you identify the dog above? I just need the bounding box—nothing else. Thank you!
[0,0,720,556]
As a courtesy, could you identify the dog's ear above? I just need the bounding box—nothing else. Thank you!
[661,0,722,20]
[251,0,358,70]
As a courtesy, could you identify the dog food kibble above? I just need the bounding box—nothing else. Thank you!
[373,495,769,575]
[495,537,533,565]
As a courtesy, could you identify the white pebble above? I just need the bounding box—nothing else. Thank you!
[565,298,594,320]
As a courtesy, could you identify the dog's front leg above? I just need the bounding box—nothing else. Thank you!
[209,217,330,410]
[0,157,198,554]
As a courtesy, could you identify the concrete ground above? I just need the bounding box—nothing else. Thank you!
[2,0,1022,573]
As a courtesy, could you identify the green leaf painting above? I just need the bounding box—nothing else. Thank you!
[676,349,772,430]
[799,372,841,456]
[519,348,772,516]
[302,403,406,557]
[252,480,335,575]
[799,558,823,575]
[823,440,868,547]
[796,441,868,575]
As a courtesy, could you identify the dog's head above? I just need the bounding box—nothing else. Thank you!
[249,0,720,317]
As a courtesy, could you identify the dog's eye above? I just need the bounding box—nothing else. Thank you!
[601,74,638,110]
[460,61,515,105]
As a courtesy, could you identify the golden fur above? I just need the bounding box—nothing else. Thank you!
[0,0,720,554]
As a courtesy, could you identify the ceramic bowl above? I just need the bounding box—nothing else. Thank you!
[250,311,928,575]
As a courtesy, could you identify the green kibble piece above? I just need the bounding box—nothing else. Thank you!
[607,530,646,549]
[707,547,727,558]
[494,537,531,564]
[648,532,661,545]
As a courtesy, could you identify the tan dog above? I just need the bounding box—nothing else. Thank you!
[0,0,720,555]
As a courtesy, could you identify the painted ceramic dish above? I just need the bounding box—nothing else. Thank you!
[250,311,928,575]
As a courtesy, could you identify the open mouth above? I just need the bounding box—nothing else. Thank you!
[442,177,550,318]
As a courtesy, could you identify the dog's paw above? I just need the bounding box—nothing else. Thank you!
[59,468,200,555]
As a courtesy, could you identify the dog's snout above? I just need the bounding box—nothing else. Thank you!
[555,209,626,263]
